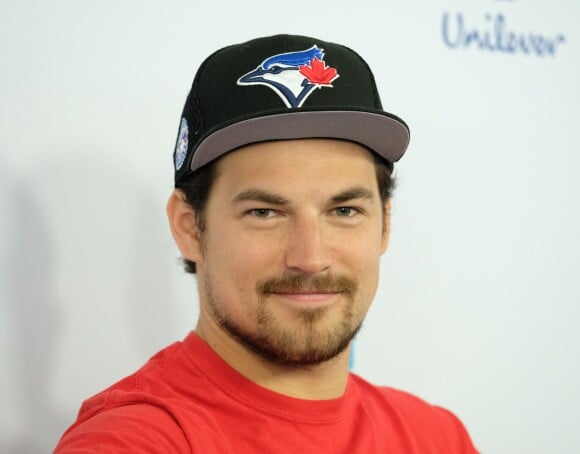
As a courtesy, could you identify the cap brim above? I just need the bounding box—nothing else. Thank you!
[189,110,410,172]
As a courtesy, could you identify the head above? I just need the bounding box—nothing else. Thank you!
[167,34,410,366]
[168,139,393,366]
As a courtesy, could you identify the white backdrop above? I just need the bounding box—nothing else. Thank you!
[1,1,579,452]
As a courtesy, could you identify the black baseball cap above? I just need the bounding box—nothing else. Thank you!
[173,34,410,184]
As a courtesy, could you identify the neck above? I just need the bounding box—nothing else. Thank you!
[195,312,351,400]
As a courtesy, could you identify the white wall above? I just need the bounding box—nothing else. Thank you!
[1,1,578,452]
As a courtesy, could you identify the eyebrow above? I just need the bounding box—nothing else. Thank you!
[232,186,375,206]
[233,189,290,205]
[328,187,375,205]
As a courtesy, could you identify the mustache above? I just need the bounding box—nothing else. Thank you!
[257,273,357,296]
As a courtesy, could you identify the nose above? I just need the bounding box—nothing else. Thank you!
[283,213,331,275]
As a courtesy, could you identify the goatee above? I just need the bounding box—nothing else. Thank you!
[208,271,362,366]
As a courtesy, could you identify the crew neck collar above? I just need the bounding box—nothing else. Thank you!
[181,332,354,424]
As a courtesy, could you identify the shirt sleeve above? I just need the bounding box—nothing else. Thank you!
[434,406,480,454]
[53,404,189,453]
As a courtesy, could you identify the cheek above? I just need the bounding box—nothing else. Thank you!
[338,224,384,265]
[339,233,383,294]
[205,227,282,293]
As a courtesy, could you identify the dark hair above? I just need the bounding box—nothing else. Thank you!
[176,151,395,274]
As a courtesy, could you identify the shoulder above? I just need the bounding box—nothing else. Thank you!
[348,374,479,453]
[54,336,205,453]
[349,372,459,421]
[54,403,189,453]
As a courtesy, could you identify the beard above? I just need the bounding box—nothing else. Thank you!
[201,270,363,366]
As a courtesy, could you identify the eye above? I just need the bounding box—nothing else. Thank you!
[268,65,283,74]
[250,208,276,218]
[334,207,358,217]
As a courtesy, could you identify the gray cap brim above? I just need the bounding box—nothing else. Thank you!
[189,110,410,172]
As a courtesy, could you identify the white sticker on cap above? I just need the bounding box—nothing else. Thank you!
[175,117,189,171]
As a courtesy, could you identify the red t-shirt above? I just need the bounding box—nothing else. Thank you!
[55,332,478,453]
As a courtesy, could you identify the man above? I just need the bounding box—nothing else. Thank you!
[55,34,478,452]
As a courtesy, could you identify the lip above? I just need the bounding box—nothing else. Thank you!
[268,292,340,305]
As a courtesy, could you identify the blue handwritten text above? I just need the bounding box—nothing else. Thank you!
[442,12,566,56]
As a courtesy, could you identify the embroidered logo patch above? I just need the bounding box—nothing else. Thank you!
[237,45,339,108]
[174,117,188,171]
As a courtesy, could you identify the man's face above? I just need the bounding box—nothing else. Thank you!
[195,139,389,365]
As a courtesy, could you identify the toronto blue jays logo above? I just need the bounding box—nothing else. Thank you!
[237,45,340,108]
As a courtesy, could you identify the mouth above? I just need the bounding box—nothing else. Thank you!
[267,291,342,304]
[257,273,357,307]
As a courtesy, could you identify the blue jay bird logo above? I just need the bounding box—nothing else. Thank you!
[237,45,340,108]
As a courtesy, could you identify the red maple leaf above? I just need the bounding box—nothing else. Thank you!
[299,57,339,86]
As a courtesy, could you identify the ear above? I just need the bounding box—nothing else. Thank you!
[166,189,203,263]
[380,199,391,254]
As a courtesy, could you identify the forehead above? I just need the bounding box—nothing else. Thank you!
[213,139,378,194]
